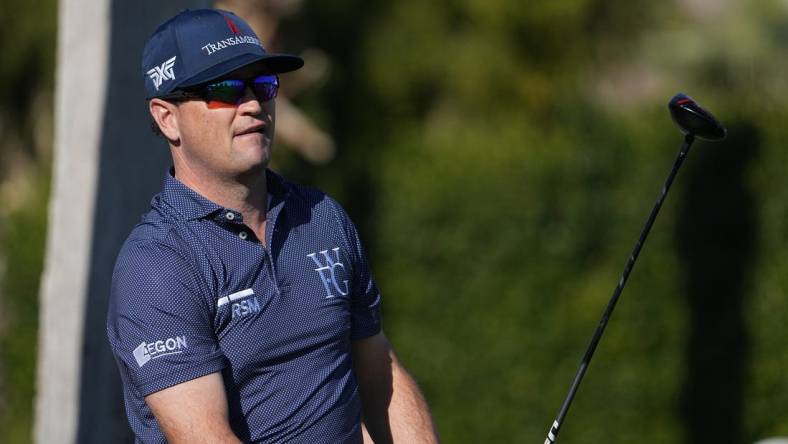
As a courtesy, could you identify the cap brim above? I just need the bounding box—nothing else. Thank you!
[176,52,304,90]
[227,54,305,78]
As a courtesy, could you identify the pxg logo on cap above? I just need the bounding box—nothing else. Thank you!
[147,56,177,91]
[142,8,303,99]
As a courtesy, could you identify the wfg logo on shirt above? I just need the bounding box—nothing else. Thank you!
[307,247,349,298]
[133,335,188,367]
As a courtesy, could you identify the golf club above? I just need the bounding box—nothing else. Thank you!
[543,93,726,444]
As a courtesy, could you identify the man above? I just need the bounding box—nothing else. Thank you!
[106,9,439,443]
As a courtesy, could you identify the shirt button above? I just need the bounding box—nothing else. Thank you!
[239,231,248,240]
[225,212,235,221]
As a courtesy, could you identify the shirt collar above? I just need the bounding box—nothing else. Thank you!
[159,168,291,221]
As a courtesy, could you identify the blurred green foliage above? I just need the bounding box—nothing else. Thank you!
[0,0,56,442]
[0,0,56,148]
[0,169,49,443]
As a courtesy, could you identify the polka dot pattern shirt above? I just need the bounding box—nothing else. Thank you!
[106,169,382,443]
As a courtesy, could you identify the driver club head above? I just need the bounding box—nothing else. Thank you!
[669,93,727,141]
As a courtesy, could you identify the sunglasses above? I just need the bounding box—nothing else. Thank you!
[160,74,279,108]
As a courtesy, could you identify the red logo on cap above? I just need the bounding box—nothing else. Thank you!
[224,15,240,34]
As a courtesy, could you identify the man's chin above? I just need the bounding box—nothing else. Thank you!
[233,137,273,161]
[238,149,272,173]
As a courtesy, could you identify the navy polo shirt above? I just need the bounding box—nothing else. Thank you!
[106,169,382,443]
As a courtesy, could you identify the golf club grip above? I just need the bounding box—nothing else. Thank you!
[543,134,695,444]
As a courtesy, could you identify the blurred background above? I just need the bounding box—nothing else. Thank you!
[1,0,787,442]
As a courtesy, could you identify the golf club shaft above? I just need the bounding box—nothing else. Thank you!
[544,134,695,444]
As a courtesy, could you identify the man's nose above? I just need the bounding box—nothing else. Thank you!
[238,86,263,115]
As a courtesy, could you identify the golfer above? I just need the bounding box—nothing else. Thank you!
[106,8,438,443]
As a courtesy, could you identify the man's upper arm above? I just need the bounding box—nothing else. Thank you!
[145,372,241,444]
[107,239,226,396]
[352,332,394,380]
[108,239,240,439]
[353,333,440,443]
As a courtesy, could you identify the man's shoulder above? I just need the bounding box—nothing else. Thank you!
[277,174,347,218]
[272,171,322,201]
[115,207,193,268]
[126,206,179,245]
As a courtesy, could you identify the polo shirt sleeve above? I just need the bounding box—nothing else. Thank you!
[107,239,226,397]
[329,199,382,340]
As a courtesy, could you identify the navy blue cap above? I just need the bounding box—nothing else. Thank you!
[142,9,303,99]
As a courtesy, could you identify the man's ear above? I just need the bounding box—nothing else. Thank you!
[149,98,181,143]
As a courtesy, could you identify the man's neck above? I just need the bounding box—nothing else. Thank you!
[174,166,270,243]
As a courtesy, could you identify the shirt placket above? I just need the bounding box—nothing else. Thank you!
[220,206,283,297]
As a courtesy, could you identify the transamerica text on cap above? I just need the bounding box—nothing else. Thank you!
[201,35,262,55]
